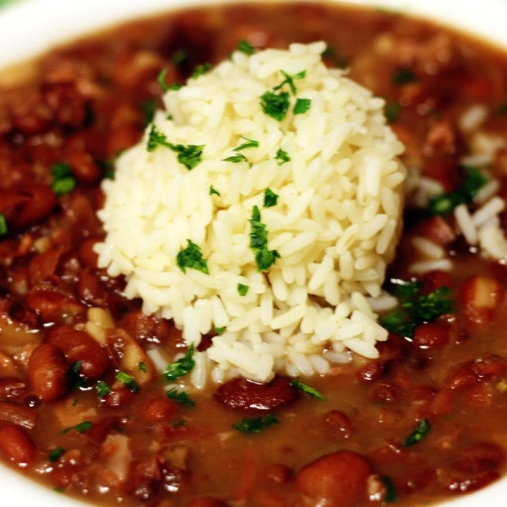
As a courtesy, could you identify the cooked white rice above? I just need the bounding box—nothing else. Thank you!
[95,41,406,385]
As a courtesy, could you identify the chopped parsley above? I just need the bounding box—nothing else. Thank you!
[233,135,259,152]
[237,283,249,296]
[381,476,398,502]
[191,62,212,79]
[0,214,7,236]
[163,344,196,382]
[263,188,279,208]
[61,421,93,434]
[402,418,431,447]
[215,327,226,335]
[141,100,157,127]
[384,102,400,123]
[95,380,111,398]
[67,361,84,390]
[294,97,311,115]
[249,205,280,272]
[115,371,140,393]
[177,239,209,274]
[273,70,306,95]
[172,49,189,67]
[166,388,195,407]
[392,68,416,85]
[380,280,453,339]
[223,153,248,163]
[157,68,171,92]
[209,186,221,196]
[260,90,290,121]
[147,124,204,170]
[48,447,65,463]
[275,148,290,165]
[138,362,147,373]
[427,166,487,216]
[233,414,279,433]
[51,162,76,196]
[290,378,325,400]
[236,40,255,55]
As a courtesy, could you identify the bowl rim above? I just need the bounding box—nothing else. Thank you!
[0,0,507,506]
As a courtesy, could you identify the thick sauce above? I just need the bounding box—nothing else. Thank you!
[1,2,507,506]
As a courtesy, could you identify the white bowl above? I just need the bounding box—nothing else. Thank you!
[1,0,507,505]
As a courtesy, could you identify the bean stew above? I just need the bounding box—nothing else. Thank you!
[2,2,507,506]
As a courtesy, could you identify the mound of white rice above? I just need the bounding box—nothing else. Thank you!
[95,41,406,385]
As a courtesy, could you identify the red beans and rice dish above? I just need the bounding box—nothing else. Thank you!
[1,2,507,506]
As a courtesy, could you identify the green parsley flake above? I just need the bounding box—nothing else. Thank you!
[275,148,290,165]
[290,378,325,400]
[215,327,226,335]
[381,476,398,503]
[236,40,255,55]
[163,344,196,382]
[380,280,453,339]
[260,90,290,121]
[116,371,140,393]
[237,283,249,296]
[0,214,7,236]
[294,98,311,115]
[172,49,189,67]
[384,102,401,123]
[233,414,279,433]
[402,418,431,447]
[141,100,157,127]
[249,205,280,272]
[427,166,487,216]
[223,153,248,163]
[147,124,204,170]
[166,388,195,407]
[209,186,221,196]
[233,136,259,152]
[51,162,76,196]
[61,421,93,434]
[138,362,147,373]
[274,70,306,95]
[177,239,209,274]
[263,188,279,208]
[157,68,171,92]
[191,63,212,79]
[96,380,111,398]
[392,68,416,85]
[48,447,65,463]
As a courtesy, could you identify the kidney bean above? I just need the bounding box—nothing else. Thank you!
[27,248,62,285]
[295,450,373,506]
[141,395,179,423]
[357,360,386,382]
[77,266,109,306]
[47,325,110,380]
[452,442,504,475]
[214,376,297,411]
[27,343,69,403]
[121,310,172,345]
[321,409,355,438]
[369,381,400,403]
[102,385,136,408]
[86,416,124,443]
[441,469,500,495]
[265,463,293,484]
[106,123,143,158]
[129,455,162,502]
[26,288,86,324]
[0,401,37,429]
[79,238,100,267]
[67,150,101,184]
[0,424,36,465]
[0,184,57,231]
[416,217,457,247]
[0,379,27,401]
[106,328,156,386]
[413,320,451,349]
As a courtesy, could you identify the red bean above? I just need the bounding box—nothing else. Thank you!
[214,376,297,411]
[41,80,88,127]
[0,184,57,231]
[186,498,227,507]
[141,395,179,423]
[121,310,172,344]
[452,442,504,475]
[413,320,451,349]
[0,424,36,465]
[48,325,110,380]
[357,360,386,382]
[26,288,86,324]
[0,401,37,429]
[295,450,373,506]
[27,343,69,403]
[321,409,355,438]
[0,379,28,401]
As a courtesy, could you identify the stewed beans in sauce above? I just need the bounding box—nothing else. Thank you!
[2,2,507,506]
